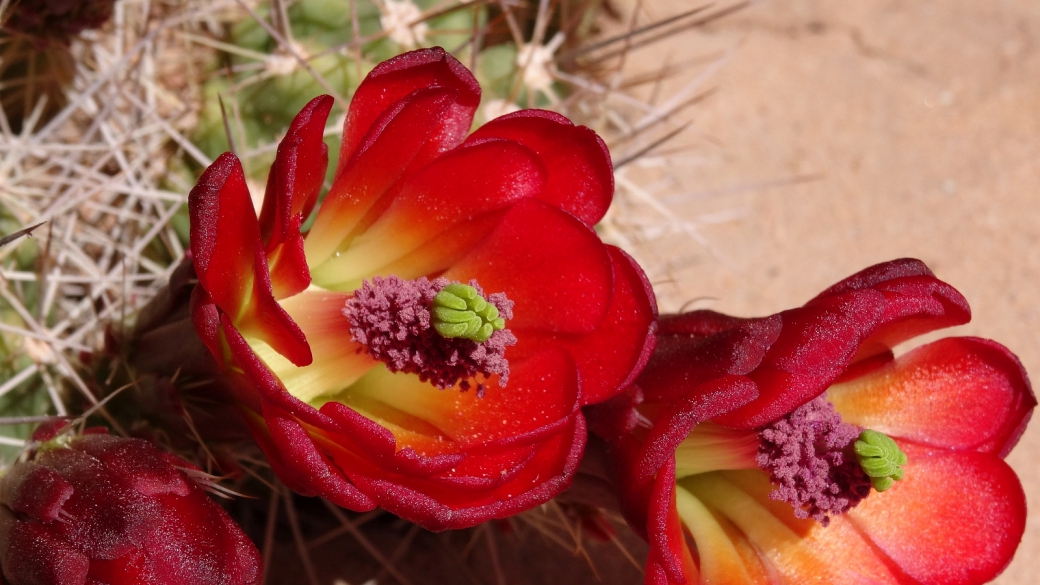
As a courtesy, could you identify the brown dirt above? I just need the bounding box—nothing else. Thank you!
[617,1,1040,582]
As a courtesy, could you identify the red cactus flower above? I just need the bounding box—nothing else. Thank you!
[186,48,656,530]
[590,259,1034,585]
[0,429,261,585]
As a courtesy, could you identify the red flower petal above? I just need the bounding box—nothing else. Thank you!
[0,514,90,584]
[635,376,758,485]
[263,405,380,511]
[848,444,1027,585]
[712,263,970,429]
[188,153,259,319]
[34,447,158,559]
[331,348,578,453]
[188,153,311,366]
[344,414,582,531]
[831,337,1037,456]
[657,310,760,338]
[0,463,73,522]
[806,258,971,361]
[220,304,589,530]
[646,459,698,585]
[444,199,614,333]
[467,109,613,226]
[810,257,938,298]
[141,489,262,585]
[71,433,191,497]
[678,470,905,584]
[337,47,479,171]
[514,246,658,405]
[306,88,472,269]
[639,315,781,404]
[310,138,546,288]
[257,94,332,299]
[608,435,698,585]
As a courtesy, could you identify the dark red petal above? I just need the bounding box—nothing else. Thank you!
[646,459,698,585]
[509,246,658,405]
[307,88,471,269]
[189,286,222,361]
[714,291,889,428]
[361,415,586,531]
[188,153,311,366]
[337,47,479,170]
[467,109,613,226]
[807,259,971,361]
[263,405,379,512]
[226,341,587,530]
[33,447,159,560]
[848,445,1027,585]
[86,547,149,585]
[188,153,257,317]
[143,488,263,585]
[849,273,971,361]
[831,337,1036,456]
[635,376,759,485]
[639,315,781,405]
[586,385,646,443]
[310,138,546,288]
[608,436,696,585]
[657,310,760,338]
[257,95,332,299]
[0,509,90,585]
[809,257,936,298]
[71,434,191,497]
[712,260,971,428]
[444,199,614,333]
[0,462,73,522]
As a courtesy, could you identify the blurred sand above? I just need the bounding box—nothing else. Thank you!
[619,1,1040,582]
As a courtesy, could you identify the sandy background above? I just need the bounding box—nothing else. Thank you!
[617,1,1039,582]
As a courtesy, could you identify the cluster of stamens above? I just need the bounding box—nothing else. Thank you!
[344,276,515,396]
[755,396,874,526]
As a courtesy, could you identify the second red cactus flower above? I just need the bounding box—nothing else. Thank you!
[591,259,1034,585]
[186,48,657,530]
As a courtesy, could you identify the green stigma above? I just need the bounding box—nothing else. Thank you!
[431,283,506,343]
[853,429,907,492]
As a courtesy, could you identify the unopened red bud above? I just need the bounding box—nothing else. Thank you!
[0,433,261,585]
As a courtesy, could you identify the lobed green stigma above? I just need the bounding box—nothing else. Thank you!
[431,283,506,343]
[853,429,908,492]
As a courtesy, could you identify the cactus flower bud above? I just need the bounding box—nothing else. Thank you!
[0,431,261,585]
